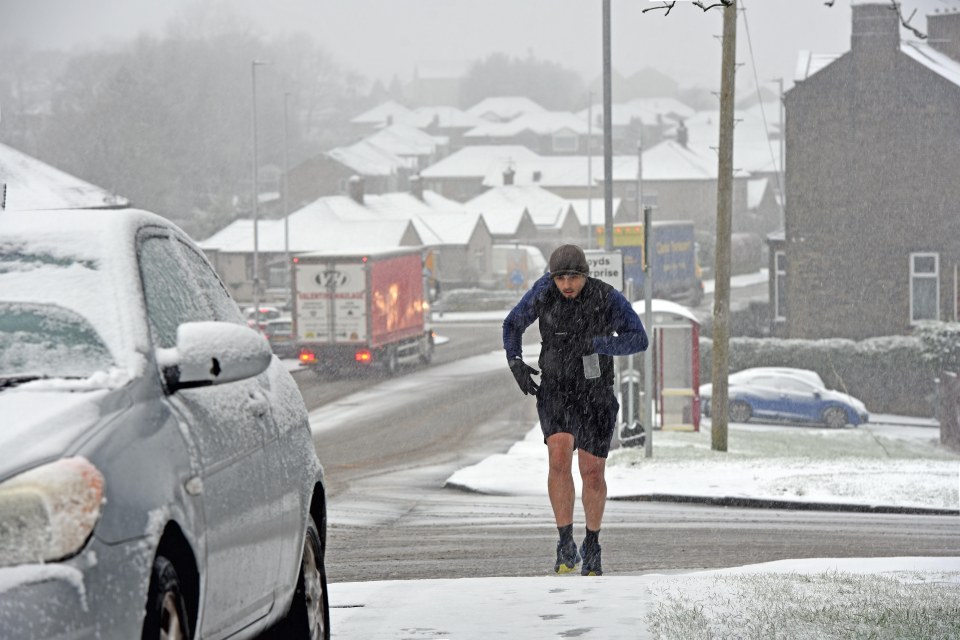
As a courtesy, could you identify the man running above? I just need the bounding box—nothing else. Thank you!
[503,244,648,576]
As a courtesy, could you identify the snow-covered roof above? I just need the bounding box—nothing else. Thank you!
[465,111,591,138]
[474,207,532,236]
[640,140,721,181]
[466,96,547,122]
[393,106,487,130]
[201,189,479,250]
[902,40,960,88]
[467,185,571,229]
[747,178,769,210]
[364,123,448,158]
[350,191,479,245]
[200,205,422,254]
[350,100,413,125]
[327,139,414,176]
[420,145,542,179]
[576,97,694,127]
[794,40,960,95]
[794,50,843,82]
[481,155,638,188]
[565,198,623,227]
[0,142,129,211]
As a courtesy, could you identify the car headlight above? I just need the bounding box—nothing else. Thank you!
[0,457,104,568]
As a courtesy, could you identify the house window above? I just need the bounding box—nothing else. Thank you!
[910,252,939,323]
[774,251,787,320]
[552,131,579,153]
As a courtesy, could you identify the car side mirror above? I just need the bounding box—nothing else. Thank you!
[156,321,272,393]
[813,391,822,399]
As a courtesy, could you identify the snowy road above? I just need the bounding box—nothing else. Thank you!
[303,328,959,583]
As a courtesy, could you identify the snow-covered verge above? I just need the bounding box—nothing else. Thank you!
[446,420,960,511]
[329,557,960,640]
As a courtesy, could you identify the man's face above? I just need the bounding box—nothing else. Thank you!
[553,273,587,299]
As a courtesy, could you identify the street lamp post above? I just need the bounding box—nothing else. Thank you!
[251,60,268,322]
[282,91,292,308]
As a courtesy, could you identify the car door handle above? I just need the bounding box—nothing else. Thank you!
[246,393,269,418]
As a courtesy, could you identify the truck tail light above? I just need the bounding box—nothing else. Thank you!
[299,349,317,365]
[355,349,372,364]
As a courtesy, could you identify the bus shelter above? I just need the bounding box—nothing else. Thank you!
[621,299,701,433]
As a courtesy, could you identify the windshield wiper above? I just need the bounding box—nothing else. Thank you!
[0,374,49,389]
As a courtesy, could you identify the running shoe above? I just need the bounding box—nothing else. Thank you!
[580,538,602,576]
[554,539,580,574]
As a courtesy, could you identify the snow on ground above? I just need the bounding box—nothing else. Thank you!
[312,344,960,639]
[330,557,960,640]
[447,420,960,512]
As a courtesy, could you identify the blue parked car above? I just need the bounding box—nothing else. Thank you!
[700,367,869,428]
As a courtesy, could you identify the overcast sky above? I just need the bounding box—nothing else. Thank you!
[4,0,958,94]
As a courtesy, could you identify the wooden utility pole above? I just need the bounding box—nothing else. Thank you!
[711,0,736,452]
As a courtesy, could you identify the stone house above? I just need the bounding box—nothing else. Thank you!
[774,3,960,339]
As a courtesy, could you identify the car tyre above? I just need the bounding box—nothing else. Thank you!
[268,514,330,640]
[822,406,848,429]
[728,400,752,423]
[142,554,191,640]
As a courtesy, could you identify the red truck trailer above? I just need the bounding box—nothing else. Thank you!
[293,248,433,373]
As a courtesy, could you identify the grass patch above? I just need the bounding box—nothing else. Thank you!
[647,571,960,639]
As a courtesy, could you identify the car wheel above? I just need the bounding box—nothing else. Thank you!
[142,555,191,640]
[268,514,330,640]
[823,406,848,429]
[728,400,752,423]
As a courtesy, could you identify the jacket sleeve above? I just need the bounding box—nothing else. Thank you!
[502,274,550,360]
[593,288,648,356]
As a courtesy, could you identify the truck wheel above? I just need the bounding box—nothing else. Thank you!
[419,336,434,365]
[386,347,399,375]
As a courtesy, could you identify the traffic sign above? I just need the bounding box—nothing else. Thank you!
[584,250,624,292]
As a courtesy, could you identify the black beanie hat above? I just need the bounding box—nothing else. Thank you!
[549,244,589,276]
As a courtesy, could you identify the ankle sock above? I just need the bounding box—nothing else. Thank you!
[558,523,574,545]
[584,528,600,547]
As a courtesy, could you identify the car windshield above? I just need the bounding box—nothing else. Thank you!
[0,302,115,383]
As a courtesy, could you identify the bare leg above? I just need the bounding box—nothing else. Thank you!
[546,433,576,526]
[578,449,607,531]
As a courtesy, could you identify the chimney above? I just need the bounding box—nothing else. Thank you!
[348,175,365,204]
[410,174,424,200]
[503,166,515,186]
[676,120,688,148]
[928,11,960,63]
[850,2,900,61]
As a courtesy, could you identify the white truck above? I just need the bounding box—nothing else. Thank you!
[293,248,433,374]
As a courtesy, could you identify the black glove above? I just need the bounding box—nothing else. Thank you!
[508,358,540,395]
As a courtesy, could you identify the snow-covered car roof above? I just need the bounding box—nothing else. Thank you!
[0,208,177,379]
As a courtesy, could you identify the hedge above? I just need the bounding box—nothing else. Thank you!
[698,334,938,417]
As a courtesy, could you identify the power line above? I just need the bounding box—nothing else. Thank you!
[740,0,785,221]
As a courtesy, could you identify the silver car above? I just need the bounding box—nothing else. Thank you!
[0,209,329,639]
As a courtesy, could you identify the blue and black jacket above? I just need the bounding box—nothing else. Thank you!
[503,273,648,390]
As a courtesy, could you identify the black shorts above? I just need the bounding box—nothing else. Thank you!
[536,383,619,458]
